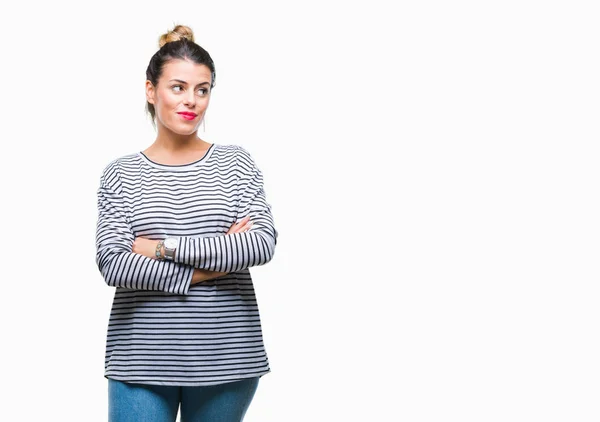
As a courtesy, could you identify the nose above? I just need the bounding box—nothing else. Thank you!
[183,90,196,108]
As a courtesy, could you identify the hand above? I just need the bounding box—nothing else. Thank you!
[132,237,160,259]
[226,215,253,235]
[191,268,229,284]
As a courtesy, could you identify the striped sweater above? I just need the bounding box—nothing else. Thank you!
[95,143,278,386]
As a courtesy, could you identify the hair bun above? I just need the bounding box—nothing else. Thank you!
[158,25,194,48]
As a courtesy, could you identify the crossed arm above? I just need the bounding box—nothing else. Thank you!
[131,216,254,284]
[95,153,278,295]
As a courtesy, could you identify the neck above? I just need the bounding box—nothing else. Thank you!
[153,126,207,152]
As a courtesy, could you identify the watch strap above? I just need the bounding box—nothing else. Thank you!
[155,240,165,260]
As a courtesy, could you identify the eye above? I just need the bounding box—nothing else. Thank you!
[197,88,209,96]
[172,85,183,92]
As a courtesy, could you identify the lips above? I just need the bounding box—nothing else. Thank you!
[177,112,197,120]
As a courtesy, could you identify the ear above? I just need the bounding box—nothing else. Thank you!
[145,80,155,104]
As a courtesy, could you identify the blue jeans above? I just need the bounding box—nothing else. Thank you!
[108,377,259,422]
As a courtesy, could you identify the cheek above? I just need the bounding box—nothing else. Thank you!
[162,94,179,110]
[199,98,211,110]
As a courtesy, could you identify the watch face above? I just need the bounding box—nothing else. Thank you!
[164,238,178,249]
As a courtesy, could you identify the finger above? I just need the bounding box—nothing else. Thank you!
[238,220,253,231]
[226,217,252,233]
[231,225,251,234]
[235,215,251,225]
[227,221,253,235]
[231,217,250,229]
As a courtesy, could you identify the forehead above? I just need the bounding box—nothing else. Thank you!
[161,59,212,82]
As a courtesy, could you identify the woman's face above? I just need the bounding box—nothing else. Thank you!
[146,59,213,136]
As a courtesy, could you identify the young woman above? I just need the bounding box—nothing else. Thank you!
[95,24,278,421]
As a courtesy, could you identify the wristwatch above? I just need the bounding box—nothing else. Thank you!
[163,237,178,261]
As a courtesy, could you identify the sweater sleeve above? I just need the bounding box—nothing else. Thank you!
[95,162,194,295]
[174,147,278,272]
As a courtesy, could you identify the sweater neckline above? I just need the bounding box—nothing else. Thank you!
[138,143,216,171]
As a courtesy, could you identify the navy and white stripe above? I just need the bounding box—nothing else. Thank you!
[95,143,278,386]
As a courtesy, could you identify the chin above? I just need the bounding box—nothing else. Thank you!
[174,129,197,136]
[161,122,198,136]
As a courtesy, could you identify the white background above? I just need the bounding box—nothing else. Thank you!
[1,1,599,421]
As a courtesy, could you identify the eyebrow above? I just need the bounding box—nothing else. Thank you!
[169,79,211,87]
